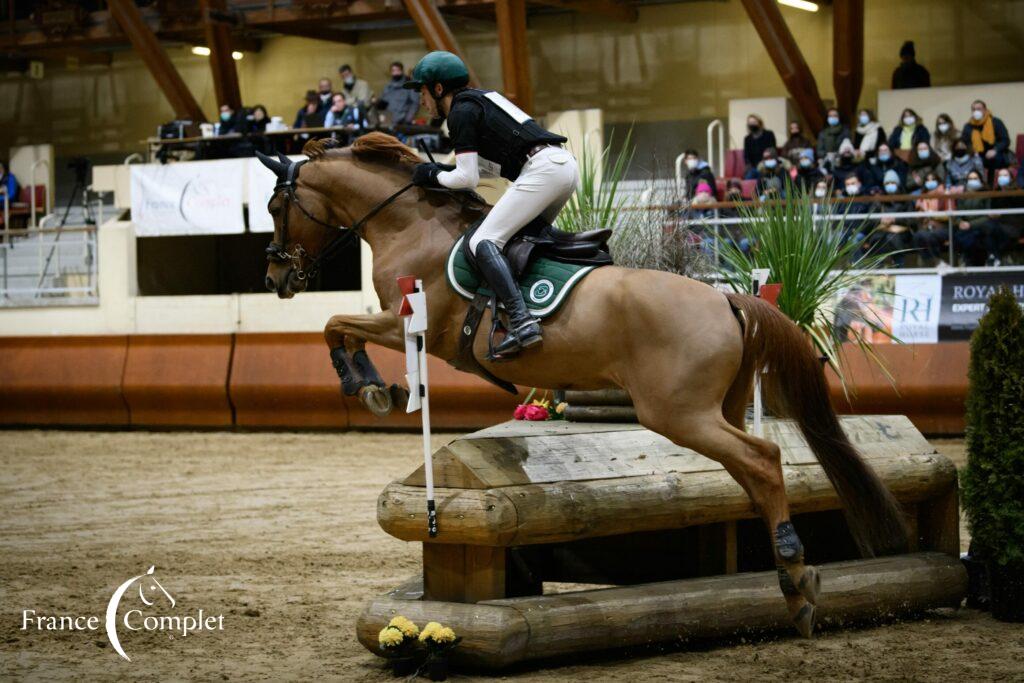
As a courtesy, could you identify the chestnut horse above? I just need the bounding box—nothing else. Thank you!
[259,133,908,637]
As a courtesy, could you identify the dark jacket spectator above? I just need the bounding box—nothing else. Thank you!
[0,159,18,200]
[906,142,946,192]
[828,140,869,187]
[839,175,876,238]
[869,169,915,266]
[742,115,777,178]
[315,79,334,111]
[931,114,959,161]
[891,40,931,89]
[992,168,1024,242]
[217,105,246,134]
[854,109,884,159]
[294,91,319,129]
[780,121,813,163]
[863,143,909,191]
[888,108,930,151]
[378,62,421,126]
[247,105,270,133]
[945,141,984,189]
[755,148,790,198]
[302,104,326,129]
[961,100,1013,171]
[817,108,851,159]
[681,149,716,199]
[794,149,824,193]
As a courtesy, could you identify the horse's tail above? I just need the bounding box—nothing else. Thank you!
[725,292,909,557]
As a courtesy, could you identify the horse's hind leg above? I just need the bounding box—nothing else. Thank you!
[324,311,406,417]
[639,408,820,637]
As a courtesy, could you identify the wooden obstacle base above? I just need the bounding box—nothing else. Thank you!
[361,416,965,669]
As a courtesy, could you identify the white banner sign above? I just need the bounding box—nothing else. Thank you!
[891,274,942,344]
[247,155,304,234]
[131,160,245,236]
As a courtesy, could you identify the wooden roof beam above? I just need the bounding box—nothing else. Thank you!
[529,0,636,23]
[201,0,243,110]
[401,0,480,87]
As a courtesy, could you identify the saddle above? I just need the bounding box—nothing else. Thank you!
[450,217,613,393]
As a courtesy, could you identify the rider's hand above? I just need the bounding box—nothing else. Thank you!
[412,162,455,188]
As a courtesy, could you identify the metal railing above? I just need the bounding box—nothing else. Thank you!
[1,222,99,307]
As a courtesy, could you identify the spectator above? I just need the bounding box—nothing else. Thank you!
[692,181,716,206]
[864,142,909,191]
[828,139,866,187]
[247,105,270,133]
[817,107,851,160]
[840,175,875,247]
[216,104,245,134]
[932,114,959,161]
[868,169,914,267]
[0,159,18,201]
[794,149,824,193]
[891,40,930,89]
[906,141,946,193]
[338,64,373,108]
[377,61,420,126]
[813,178,831,200]
[300,91,325,128]
[888,108,930,152]
[961,100,1013,178]
[854,108,884,159]
[945,141,984,190]
[720,179,751,256]
[293,90,319,129]
[990,168,1024,264]
[781,121,813,163]
[756,148,789,198]
[681,149,716,199]
[953,170,1005,266]
[742,114,777,180]
[912,171,951,266]
[316,78,334,111]
[324,93,349,128]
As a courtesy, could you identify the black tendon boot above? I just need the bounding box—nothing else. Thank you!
[474,239,542,356]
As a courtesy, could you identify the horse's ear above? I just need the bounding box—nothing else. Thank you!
[255,151,288,178]
[276,151,291,165]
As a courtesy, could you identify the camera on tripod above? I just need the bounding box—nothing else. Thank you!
[67,157,92,187]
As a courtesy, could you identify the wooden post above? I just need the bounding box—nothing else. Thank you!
[738,0,827,134]
[494,0,532,112]
[832,0,864,126]
[401,0,480,87]
[107,0,207,123]
[200,0,242,111]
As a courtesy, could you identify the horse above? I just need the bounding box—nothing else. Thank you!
[257,132,909,637]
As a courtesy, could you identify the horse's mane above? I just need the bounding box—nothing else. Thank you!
[301,132,419,166]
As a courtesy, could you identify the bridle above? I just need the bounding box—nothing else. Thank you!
[266,158,414,281]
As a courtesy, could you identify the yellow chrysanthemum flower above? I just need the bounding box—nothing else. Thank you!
[554,402,566,414]
[388,615,419,638]
[418,621,443,642]
[378,626,404,648]
[435,626,457,644]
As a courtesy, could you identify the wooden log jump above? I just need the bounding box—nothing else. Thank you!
[360,415,965,668]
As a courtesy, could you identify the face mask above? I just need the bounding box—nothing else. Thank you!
[938,123,950,133]
[344,76,355,86]
[925,179,939,191]
[903,115,916,126]
[845,184,860,196]
[884,182,899,194]
[918,149,930,160]
[748,123,760,133]
[858,113,870,125]
[967,179,983,191]
[814,188,827,198]
[840,154,853,163]
[220,112,231,122]
[799,158,812,168]
[972,109,984,121]
[827,115,839,127]
[764,158,777,169]
[685,158,698,170]
[391,73,403,81]
[790,130,800,138]
[998,175,1011,187]
[878,152,891,162]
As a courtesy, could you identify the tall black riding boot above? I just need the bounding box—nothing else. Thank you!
[474,239,542,356]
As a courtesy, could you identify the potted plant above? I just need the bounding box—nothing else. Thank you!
[961,286,1024,622]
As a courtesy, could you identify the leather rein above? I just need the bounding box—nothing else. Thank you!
[265,158,414,281]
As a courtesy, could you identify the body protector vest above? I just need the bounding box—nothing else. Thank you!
[448,89,567,182]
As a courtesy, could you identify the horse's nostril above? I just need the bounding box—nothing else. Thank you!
[265,276,275,292]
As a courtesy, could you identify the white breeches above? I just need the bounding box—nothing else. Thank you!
[468,146,580,255]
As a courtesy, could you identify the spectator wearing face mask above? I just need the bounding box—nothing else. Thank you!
[839,175,876,247]
[990,168,1024,262]
[781,121,813,163]
[377,61,420,126]
[315,78,334,111]
[945,141,984,190]
[869,169,914,267]
[794,149,824,193]
[888,108,930,152]
[864,142,909,192]
[756,148,789,198]
[953,170,1007,266]
[216,104,245,134]
[891,40,931,90]
[961,100,1012,177]
[817,108,851,160]
[932,114,959,161]
[854,109,884,159]
[812,179,832,201]
[828,139,867,187]
[906,141,946,193]
[338,64,374,108]
[742,115,777,180]
[681,149,716,199]
[913,171,951,266]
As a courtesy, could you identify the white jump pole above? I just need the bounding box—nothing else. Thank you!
[750,268,771,438]
[398,277,437,537]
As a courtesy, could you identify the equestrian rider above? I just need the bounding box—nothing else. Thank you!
[405,51,577,357]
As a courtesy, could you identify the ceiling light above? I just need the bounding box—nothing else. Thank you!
[232,51,243,60]
[191,46,211,56]
[778,0,819,12]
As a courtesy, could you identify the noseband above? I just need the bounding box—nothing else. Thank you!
[266,158,414,281]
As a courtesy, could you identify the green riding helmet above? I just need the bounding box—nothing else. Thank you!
[403,51,470,94]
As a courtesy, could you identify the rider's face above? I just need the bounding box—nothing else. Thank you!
[420,86,439,118]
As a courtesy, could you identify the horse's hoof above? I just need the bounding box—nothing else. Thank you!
[388,383,410,410]
[798,565,821,605]
[793,602,817,639]
[359,384,393,417]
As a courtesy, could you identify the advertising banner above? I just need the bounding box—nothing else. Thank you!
[131,160,245,236]
[938,271,1024,340]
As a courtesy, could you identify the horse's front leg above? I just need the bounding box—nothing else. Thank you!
[324,310,409,417]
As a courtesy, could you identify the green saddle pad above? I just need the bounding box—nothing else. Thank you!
[446,235,597,319]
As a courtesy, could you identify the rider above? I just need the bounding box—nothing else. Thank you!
[405,51,576,357]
